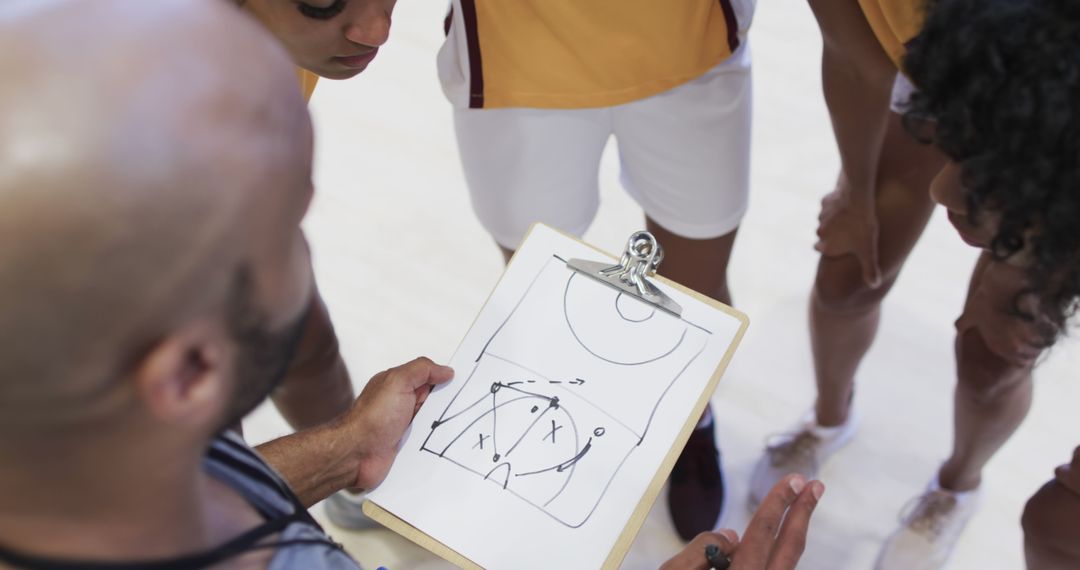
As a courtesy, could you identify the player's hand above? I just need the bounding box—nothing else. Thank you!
[815,176,883,288]
[958,258,1046,366]
[660,474,824,570]
[340,357,454,490]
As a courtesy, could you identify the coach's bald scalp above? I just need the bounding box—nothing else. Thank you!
[0,0,311,424]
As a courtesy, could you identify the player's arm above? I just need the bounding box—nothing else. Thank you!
[256,358,454,507]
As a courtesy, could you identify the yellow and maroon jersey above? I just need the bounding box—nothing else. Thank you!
[857,0,926,70]
[437,0,752,109]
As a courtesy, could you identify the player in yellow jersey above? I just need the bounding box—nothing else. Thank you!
[749,0,1080,568]
[233,0,393,529]
[439,0,756,542]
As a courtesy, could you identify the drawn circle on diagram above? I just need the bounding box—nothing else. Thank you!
[615,292,655,322]
[563,272,687,365]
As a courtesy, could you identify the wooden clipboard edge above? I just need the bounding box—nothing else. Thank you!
[366,223,750,569]
[362,500,482,570]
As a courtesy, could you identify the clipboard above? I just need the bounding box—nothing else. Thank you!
[364,223,748,569]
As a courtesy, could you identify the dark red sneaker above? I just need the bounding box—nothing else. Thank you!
[668,421,726,542]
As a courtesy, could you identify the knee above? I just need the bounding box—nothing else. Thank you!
[955,328,1029,404]
[812,259,890,314]
[1022,481,1080,568]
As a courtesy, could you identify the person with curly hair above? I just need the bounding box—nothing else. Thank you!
[906,2,1080,568]
[750,0,1080,567]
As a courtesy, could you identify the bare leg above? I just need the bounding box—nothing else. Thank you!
[645,219,736,306]
[811,114,946,426]
[271,288,355,430]
[938,326,1032,491]
[938,255,1035,492]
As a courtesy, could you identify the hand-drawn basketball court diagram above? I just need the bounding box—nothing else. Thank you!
[421,255,714,528]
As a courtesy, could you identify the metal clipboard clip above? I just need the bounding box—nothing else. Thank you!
[566,230,683,317]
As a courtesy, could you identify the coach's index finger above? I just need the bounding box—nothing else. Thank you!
[392,356,455,389]
[733,474,804,569]
[767,480,824,570]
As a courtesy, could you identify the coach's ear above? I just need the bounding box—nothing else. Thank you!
[133,319,231,428]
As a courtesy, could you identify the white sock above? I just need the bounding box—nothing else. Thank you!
[809,422,846,439]
[804,410,850,439]
[930,475,979,502]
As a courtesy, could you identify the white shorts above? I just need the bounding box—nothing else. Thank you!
[453,43,753,249]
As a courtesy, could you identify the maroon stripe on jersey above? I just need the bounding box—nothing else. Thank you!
[718,0,740,53]
[459,0,485,108]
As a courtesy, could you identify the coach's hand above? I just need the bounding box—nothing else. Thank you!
[343,357,454,490]
[660,474,824,570]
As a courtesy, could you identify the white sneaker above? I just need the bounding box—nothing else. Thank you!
[323,490,379,531]
[875,478,980,570]
[748,409,858,506]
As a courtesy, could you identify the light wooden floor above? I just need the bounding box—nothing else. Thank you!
[243,0,1080,567]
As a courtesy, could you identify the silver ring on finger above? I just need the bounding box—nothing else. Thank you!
[704,543,732,570]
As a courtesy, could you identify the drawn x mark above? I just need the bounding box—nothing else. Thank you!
[543,420,563,443]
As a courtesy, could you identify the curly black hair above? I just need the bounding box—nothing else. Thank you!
[904,0,1080,344]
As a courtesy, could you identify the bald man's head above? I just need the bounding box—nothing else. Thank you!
[0,0,316,437]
